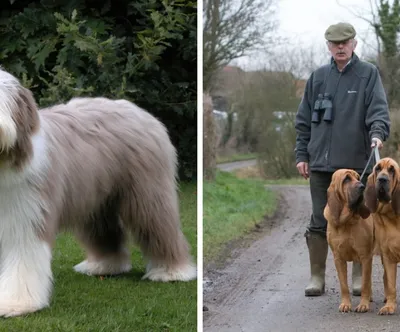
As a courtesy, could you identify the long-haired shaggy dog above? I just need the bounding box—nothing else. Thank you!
[0,68,197,317]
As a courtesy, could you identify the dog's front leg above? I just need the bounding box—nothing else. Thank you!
[0,227,53,317]
[378,256,397,315]
[333,257,351,312]
[355,258,372,313]
[381,254,390,304]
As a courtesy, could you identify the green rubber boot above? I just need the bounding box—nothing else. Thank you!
[352,262,362,296]
[305,232,328,296]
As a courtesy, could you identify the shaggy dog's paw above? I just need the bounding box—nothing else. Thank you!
[378,304,396,315]
[0,303,45,318]
[143,263,197,282]
[74,259,132,276]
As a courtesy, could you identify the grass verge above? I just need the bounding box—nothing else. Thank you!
[1,182,197,332]
[216,152,257,164]
[203,170,277,262]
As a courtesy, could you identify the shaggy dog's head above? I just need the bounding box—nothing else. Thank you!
[365,157,400,215]
[0,68,40,169]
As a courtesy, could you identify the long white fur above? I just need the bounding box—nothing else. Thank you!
[143,261,197,282]
[0,68,197,317]
[0,129,52,317]
[73,246,132,276]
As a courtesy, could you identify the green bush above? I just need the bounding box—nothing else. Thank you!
[0,0,197,180]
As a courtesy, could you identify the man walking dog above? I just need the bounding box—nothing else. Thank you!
[294,22,391,296]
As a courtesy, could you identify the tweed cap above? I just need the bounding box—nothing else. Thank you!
[324,22,356,42]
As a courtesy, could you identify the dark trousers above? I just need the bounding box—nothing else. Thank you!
[306,171,369,236]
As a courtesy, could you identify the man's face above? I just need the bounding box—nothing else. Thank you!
[327,39,357,63]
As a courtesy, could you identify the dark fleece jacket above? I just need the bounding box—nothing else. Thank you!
[294,53,390,173]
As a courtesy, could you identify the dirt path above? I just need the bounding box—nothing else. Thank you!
[203,185,400,332]
[216,159,257,172]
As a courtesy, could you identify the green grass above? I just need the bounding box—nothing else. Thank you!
[1,182,197,332]
[216,152,257,164]
[203,171,278,262]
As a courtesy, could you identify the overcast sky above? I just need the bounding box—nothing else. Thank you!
[234,0,382,70]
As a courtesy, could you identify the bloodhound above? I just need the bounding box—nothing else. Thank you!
[365,157,400,315]
[324,169,373,313]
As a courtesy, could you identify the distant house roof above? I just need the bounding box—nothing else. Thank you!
[295,80,306,98]
[211,66,245,98]
[222,66,243,73]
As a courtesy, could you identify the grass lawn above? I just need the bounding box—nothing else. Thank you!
[216,152,257,164]
[203,170,278,262]
[0,182,197,332]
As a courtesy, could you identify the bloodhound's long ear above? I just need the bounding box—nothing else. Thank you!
[391,174,400,216]
[357,202,371,219]
[327,185,342,222]
[364,173,378,213]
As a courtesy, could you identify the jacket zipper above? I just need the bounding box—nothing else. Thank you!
[326,71,343,169]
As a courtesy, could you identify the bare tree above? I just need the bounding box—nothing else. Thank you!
[336,0,381,58]
[203,93,218,181]
[336,0,400,106]
[203,0,279,91]
[217,43,331,178]
[266,44,329,79]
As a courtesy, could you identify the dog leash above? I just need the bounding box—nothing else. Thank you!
[374,143,381,163]
[360,145,380,182]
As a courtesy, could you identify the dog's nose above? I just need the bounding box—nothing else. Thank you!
[378,176,389,184]
[358,183,365,191]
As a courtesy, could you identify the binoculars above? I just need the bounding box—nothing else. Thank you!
[312,93,333,123]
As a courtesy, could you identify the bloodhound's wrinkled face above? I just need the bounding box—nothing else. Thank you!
[327,169,370,221]
[365,157,400,215]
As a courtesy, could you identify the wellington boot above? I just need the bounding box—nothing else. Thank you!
[352,262,362,296]
[305,232,328,296]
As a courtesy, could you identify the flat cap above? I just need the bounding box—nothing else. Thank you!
[324,22,356,42]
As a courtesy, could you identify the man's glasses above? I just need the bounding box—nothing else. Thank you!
[328,39,353,47]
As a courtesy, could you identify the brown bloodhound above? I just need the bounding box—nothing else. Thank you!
[324,169,373,313]
[365,157,400,315]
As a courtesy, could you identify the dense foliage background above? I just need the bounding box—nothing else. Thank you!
[0,0,197,180]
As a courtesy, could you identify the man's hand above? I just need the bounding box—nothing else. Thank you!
[296,161,309,180]
[371,137,383,149]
